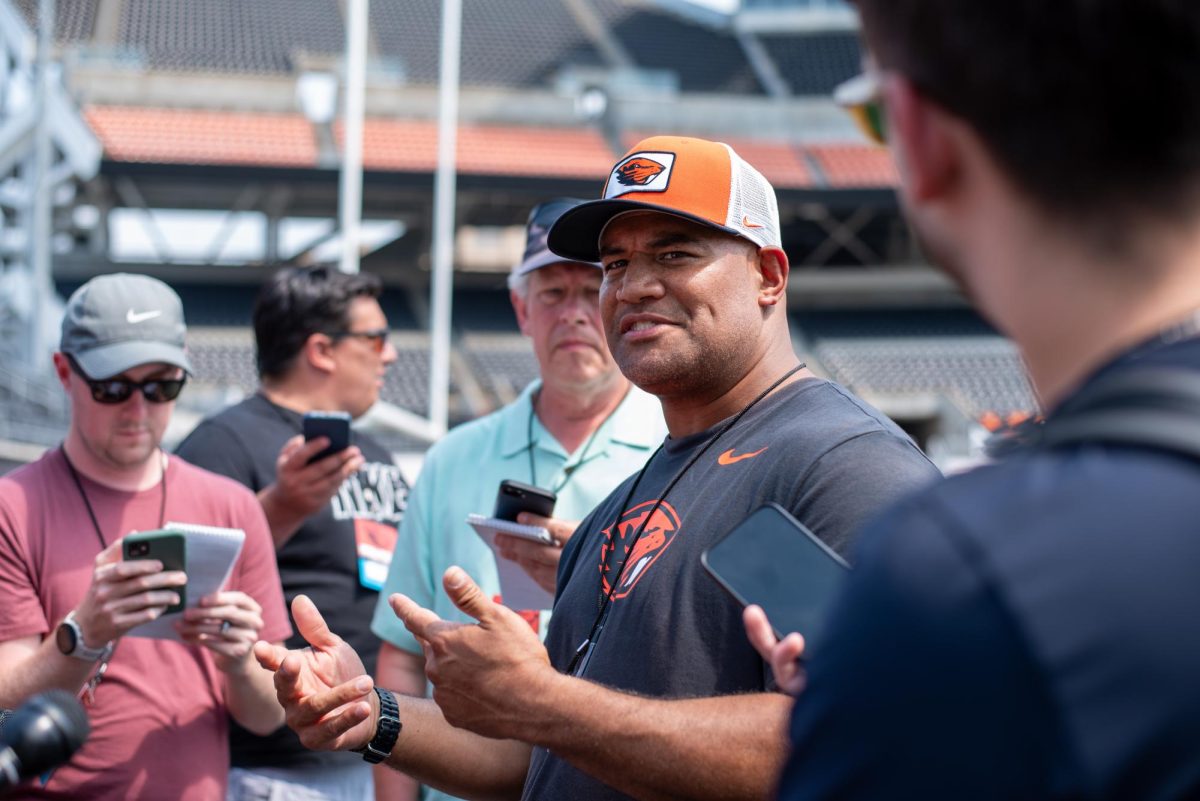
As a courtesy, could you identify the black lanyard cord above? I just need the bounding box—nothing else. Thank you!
[564,362,805,676]
[62,447,169,551]
[527,385,628,494]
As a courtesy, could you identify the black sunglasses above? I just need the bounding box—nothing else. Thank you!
[67,356,187,405]
[329,327,390,354]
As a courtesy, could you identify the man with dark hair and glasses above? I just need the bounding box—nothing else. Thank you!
[0,273,291,799]
[177,265,409,801]
[751,1,1200,799]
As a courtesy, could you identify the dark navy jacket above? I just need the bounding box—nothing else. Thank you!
[779,336,1200,800]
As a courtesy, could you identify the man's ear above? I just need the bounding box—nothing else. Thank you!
[52,352,71,391]
[883,75,960,206]
[756,247,789,308]
[510,289,532,337]
[302,332,339,375]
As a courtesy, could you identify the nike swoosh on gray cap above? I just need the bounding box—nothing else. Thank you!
[60,273,193,379]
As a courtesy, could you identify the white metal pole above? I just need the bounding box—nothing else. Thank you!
[428,0,462,437]
[29,0,54,366]
[338,0,368,274]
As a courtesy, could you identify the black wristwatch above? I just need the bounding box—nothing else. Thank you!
[354,687,401,764]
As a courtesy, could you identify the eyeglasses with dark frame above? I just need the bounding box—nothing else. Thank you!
[66,356,188,405]
[329,327,391,354]
[833,71,887,146]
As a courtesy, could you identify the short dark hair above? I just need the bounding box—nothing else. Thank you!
[854,0,1200,237]
[253,266,383,379]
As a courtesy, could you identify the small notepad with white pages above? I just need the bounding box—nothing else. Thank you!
[126,522,245,641]
[466,514,555,610]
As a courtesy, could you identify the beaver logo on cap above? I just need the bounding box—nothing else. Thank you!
[614,157,667,187]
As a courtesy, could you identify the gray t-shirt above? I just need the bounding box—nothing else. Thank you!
[524,377,942,800]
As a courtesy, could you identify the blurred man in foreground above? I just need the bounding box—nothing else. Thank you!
[255,137,939,800]
[370,199,664,801]
[764,2,1200,798]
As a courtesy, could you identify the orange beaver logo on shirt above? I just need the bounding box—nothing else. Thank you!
[599,500,681,599]
[614,157,666,186]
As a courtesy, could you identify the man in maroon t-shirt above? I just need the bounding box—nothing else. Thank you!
[0,274,290,800]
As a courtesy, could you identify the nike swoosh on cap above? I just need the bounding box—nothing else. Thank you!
[126,309,163,324]
[717,447,767,465]
[742,216,764,229]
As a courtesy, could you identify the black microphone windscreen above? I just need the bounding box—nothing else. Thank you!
[0,690,90,779]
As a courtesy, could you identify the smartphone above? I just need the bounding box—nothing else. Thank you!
[303,411,352,464]
[701,503,849,656]
[123,530,187,614]
[493,479,557,523]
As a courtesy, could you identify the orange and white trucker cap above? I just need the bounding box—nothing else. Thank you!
[547,135,782,262]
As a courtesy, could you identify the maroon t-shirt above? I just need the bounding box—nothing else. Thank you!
[0,448,291,800]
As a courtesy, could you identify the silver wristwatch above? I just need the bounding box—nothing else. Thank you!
[55,611,114,662]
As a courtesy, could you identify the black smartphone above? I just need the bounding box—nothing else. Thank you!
[701,503,849,656]
[303,411,352,464]
[494,479,557,522]
[123,529,187,614]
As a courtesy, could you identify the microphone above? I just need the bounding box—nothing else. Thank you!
[0,690,90,791]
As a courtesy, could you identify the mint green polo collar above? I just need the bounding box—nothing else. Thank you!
[497,380,660,460]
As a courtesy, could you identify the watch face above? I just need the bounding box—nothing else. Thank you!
[56,620,77,655]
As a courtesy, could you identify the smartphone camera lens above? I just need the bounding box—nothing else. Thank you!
[130,542,149,557]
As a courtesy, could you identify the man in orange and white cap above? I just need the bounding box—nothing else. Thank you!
[252,137,940,801]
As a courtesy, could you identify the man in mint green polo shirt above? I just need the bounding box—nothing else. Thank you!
[370,198,665,801]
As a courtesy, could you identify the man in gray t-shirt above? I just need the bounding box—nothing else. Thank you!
[253,136,939,801]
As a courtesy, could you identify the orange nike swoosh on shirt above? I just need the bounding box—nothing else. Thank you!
[717,447,768,466]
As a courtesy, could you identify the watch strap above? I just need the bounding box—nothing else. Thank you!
[355,687,401,764]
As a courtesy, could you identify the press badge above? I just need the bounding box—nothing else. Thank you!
[354,519,398,591]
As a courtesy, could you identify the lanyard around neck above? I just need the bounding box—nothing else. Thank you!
[526,386,627,494]
[564,362,805,676]
[62,447,169,552]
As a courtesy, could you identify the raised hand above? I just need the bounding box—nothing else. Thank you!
[253,594,376,751]
[390,566,557,741]
[266,435,364,522]
[72,539,188,646]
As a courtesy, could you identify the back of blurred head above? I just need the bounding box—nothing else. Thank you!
[853,0,1200,251]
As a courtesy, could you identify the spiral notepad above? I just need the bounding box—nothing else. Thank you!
[466,514,554,610]
[126,522,245,641]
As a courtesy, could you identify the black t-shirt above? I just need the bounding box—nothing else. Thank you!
[525,377,941,800]
[176,393,409,768]
[778,336,1200,800]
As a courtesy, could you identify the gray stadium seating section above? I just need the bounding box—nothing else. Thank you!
[15,0,97,42]
[119,0,345,74]
[461,332,538,406]
[19,0,847,97]
[370,0,608,88]
[0,357,69,448]
[757,31,861,95]
[795,310,1038,418]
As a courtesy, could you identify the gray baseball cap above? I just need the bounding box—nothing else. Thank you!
[61,273,193,379]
